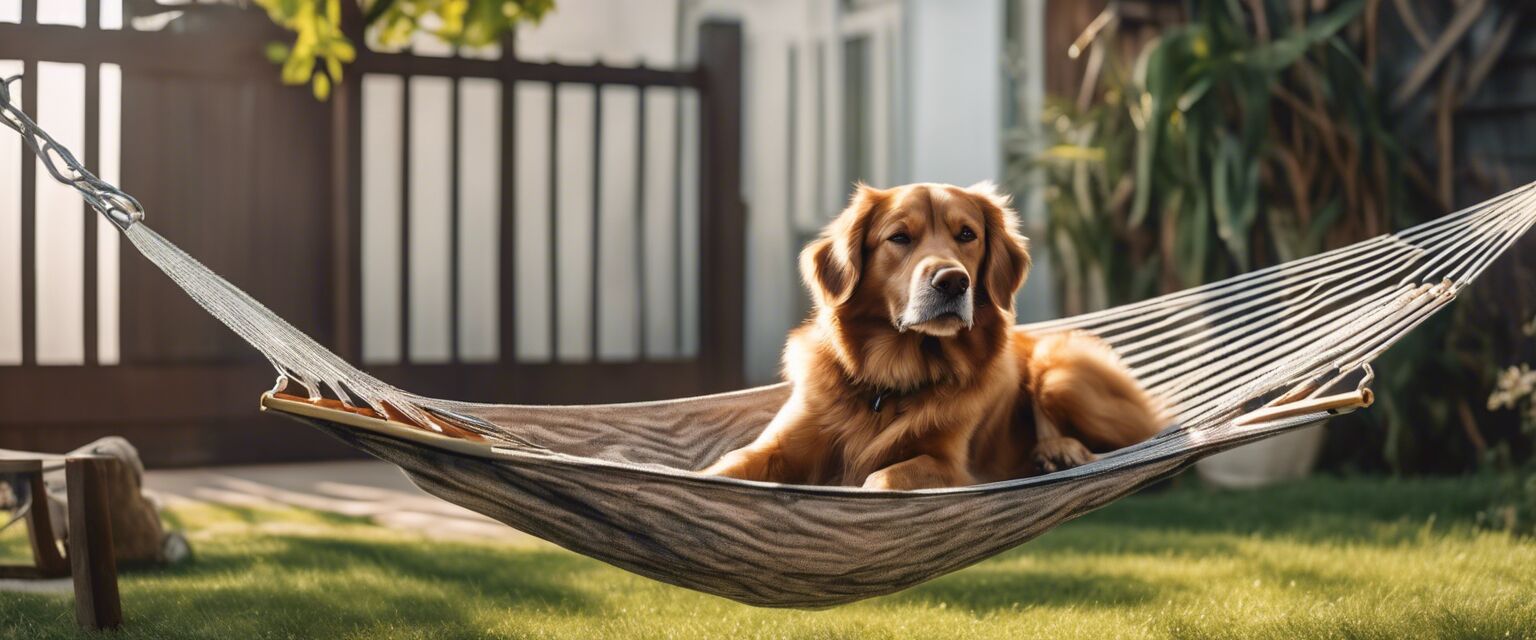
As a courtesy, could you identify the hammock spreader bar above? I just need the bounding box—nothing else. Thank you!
[4,75,1533,608]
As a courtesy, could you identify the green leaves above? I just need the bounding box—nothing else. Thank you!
[1033,0,1410,312]
[1212,132,1258,270]
[1116,0,1387,290]
[370,0,554,51]
[256,0,356,100]
[253,1,553,101]
[1247,0,1364,71]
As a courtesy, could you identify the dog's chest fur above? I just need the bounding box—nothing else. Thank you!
[784,317,1022,485]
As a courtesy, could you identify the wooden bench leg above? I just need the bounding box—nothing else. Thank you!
[25,469,71,577]
[0,463,69,580]
[66,457,122,631]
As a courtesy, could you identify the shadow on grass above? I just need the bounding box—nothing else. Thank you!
[1054,475,1495,543]
[191,499,376,528]
[2,501,607,639]
[175,535,591,601]
[870,475,1500,613]
[892,564,1173,611]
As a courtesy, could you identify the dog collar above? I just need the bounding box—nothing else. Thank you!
[870,389,893,413]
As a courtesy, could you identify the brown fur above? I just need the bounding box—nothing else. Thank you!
[702,183,1163,489]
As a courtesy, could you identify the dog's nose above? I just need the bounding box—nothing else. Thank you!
[930,268,970,298]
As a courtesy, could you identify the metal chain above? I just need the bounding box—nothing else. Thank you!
[0,74,144,230]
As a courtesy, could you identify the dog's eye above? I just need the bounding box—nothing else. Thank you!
[889,233,911,245]
[957,227,977,243]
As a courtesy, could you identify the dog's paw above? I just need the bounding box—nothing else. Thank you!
[1033,438,1096,474]
[862,468,901,490]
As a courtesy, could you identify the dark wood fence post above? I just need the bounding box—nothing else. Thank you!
[332,0,366,363]
[696,21,745,392]
[66,456,123,631]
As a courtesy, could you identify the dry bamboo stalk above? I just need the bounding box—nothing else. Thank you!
[1460,15,1518,107]
[1436,55,1464,207]
[1392,0,1486,108]
[1391,0,1433,49]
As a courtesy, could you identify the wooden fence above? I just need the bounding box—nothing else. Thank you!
[0,2,744,466]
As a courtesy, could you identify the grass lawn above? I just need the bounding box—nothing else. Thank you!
[1,475,1532,639]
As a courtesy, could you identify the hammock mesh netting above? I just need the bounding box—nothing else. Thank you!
[6,76,1535,608]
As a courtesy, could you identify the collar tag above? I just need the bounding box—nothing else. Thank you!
[871,390,890,413]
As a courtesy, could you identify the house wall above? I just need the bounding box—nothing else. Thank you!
[905,0,1002,187]
[681,0,1019,383]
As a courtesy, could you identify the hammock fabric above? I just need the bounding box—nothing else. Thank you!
[5,77,1535,608]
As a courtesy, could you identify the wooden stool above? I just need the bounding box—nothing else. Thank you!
[1,456,124,630]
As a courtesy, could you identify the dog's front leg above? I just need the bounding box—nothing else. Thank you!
[863,455,972,490]
[700,393,811,483]
[700,444,786,482]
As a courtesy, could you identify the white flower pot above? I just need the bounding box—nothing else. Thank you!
[1195,424,1327,489]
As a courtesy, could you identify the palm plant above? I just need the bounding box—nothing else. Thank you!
[1013,0,1533,479]
[1031,0,1401,313]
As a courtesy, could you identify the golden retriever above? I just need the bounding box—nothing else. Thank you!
[701,182,1162,489]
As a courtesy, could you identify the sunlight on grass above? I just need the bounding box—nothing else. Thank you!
[0,515,33,566]
[1,476,1532,639]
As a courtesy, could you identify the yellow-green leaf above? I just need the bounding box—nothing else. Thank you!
[1042,145,1107,163]
[312,73,331,100]
[264,41,291,64]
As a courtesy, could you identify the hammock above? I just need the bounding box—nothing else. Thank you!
[5,77,1535,609]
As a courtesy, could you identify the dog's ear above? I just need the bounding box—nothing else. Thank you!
[967,182,1031,314]
[801,184,886,308]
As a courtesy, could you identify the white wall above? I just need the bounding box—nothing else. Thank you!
[904,0,1002,186]
[677,0,1020,383]
[1008,0,1056,323]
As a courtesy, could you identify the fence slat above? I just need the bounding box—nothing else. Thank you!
[331,74,364,363]
[335,0,365,364]
[547,85,560,359]
[498,40,518,364]
[20,58,35,366]
[449,78,461,363]
[672,87,685,357]
[635,85,648,359]
[83,62,99,365]
[590,85,602,359]
[399,77,413,363]
[697,22,746,390]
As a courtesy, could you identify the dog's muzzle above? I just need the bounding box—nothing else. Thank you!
[897,267,975,331]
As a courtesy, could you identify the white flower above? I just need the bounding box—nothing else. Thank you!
[1489,364,1536,411]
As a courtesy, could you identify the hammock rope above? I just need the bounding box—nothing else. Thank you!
[5,74,1535,608]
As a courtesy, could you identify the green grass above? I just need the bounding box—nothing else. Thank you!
[2,476,1533,639]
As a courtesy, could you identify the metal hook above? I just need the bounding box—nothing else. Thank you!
[0,74,146,230]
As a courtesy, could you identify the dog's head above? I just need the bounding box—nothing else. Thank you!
[802,182,1032,337]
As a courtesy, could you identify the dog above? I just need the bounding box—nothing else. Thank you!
[701,182,1162,489]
